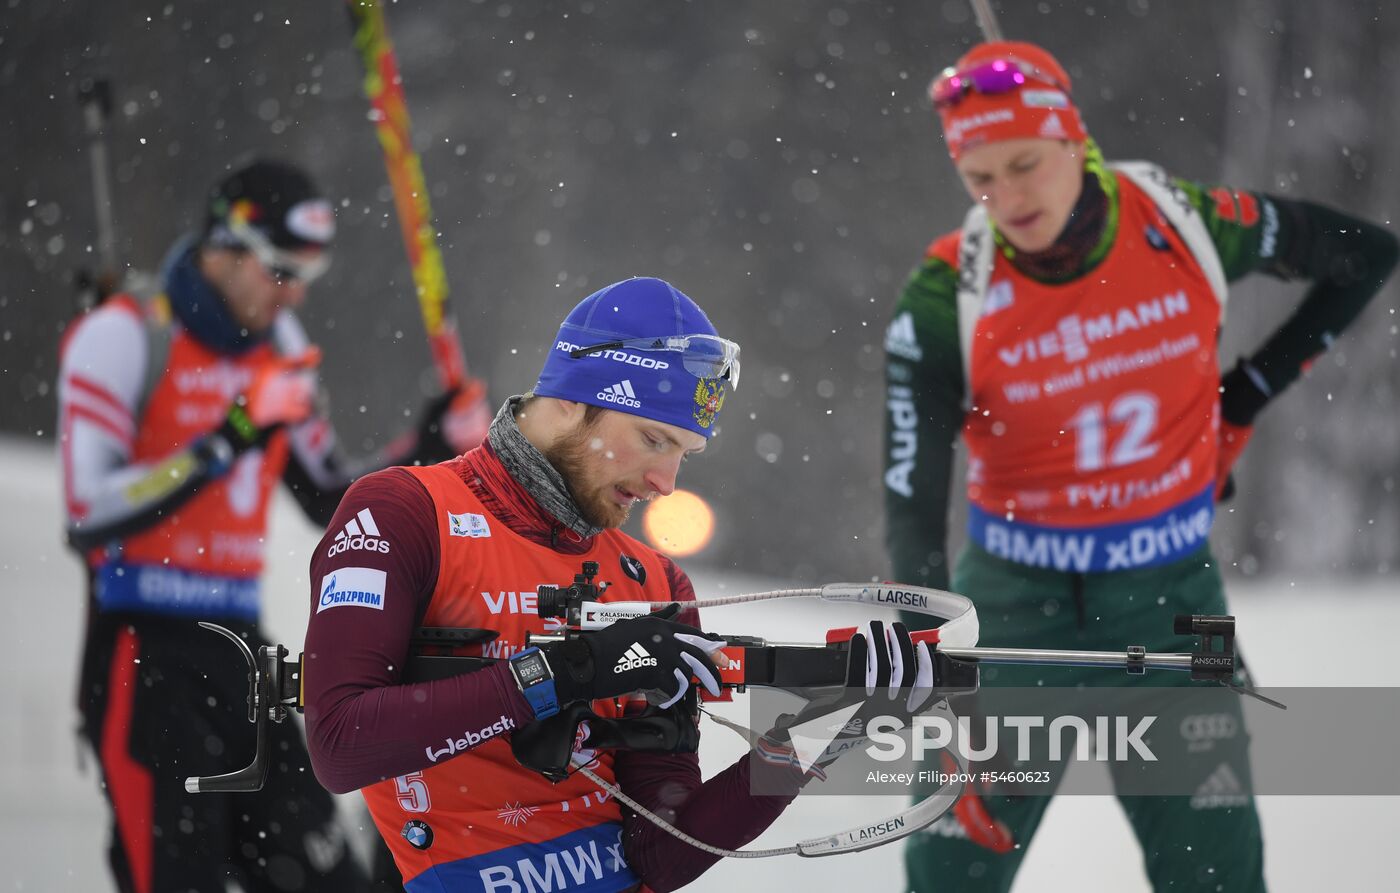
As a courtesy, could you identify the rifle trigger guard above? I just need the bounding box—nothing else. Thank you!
[183,623,299,794]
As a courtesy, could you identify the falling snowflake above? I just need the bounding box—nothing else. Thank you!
[497,802,539,828]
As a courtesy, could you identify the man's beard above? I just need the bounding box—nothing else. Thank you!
[543,421,630,530]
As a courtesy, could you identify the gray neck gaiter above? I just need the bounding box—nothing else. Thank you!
[486,395,602,540]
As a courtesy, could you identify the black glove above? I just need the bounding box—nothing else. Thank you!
[1217,358,1271,501]
[198,402,269,469]
[1219,358,1271,428]
[542,604,724,709]
[400,387,461,467]
[404,378,491,465]
[760,620,937,778]
[510,699,701,781]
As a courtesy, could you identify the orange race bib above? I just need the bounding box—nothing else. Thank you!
[962,176,1222,572]
[359,465,675,892]
[94,324,290,619]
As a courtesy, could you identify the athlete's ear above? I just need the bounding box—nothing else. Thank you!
[557,399,588,427]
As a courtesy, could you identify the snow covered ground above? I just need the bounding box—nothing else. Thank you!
[2,435,1395,891]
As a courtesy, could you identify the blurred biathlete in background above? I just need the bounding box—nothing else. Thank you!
[302,277,932,892]
[882,41,1397,891]
[57,159,488,892]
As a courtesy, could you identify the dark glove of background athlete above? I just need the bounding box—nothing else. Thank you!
[543,604,725,709]
[1216,358,1268,501]
[407,376,492,463]
[758,620,936,779]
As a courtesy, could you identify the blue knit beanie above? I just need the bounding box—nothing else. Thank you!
[534,278,736,438]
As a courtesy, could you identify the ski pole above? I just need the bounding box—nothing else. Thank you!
[969,0,1005,42]
[75,76,119,311]
[345,0,481,395]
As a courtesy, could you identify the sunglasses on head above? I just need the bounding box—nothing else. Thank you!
[929,56,1069,109]
[569,333,742,389]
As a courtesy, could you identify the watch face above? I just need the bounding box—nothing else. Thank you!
[515,654,547,684]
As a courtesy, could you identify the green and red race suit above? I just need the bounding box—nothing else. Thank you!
[885,160,1395,593]
[883,152,1396,892]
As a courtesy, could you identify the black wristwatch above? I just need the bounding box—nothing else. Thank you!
[508,647,561,719]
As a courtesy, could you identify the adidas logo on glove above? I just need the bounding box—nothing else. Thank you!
[613,642,658,674]
[597,380,641,409]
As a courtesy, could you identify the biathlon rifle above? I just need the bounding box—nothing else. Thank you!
[185,560,1276,858]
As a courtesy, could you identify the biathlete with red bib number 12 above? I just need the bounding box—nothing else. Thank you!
[883,41,1397,891]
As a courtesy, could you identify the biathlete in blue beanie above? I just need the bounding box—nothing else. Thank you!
[299,277,930,892]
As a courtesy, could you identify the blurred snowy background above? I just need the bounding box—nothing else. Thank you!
[3,0,1398,580]
[3,0,1399,889]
